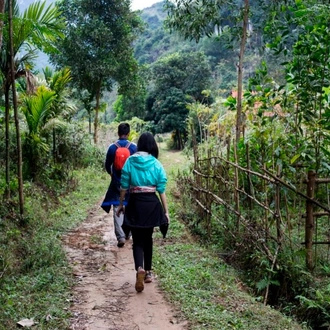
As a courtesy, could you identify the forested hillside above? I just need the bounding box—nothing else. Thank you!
[2,1,330,329]
[133,1,283,92]
[134,1,238,90]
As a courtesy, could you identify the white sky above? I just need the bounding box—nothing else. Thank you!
[19,1,161,12]
[131,0,160,11]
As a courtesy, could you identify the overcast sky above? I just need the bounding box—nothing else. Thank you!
[19,0,161,12]
[131,0,160,10]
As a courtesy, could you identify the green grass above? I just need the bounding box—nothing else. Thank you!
[0,141,311,329]
[154,239,309,329]
[153,142,309,329]
[0,165,109,330]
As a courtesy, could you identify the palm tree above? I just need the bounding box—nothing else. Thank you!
[21,85,56,178]
[42,66,76,163]
[1,0,65,204]
[18,66,75,179]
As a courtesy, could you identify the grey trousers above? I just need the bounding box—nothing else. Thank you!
[113,205,125,241]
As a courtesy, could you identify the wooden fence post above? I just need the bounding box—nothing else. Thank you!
[233,140,240,231]
[275,166,282,244]
[306,170,316,271]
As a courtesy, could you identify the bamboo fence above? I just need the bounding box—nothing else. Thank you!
[177,139,330,302]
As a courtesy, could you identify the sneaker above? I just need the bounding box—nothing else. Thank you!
[135,267,145,292]
[144,271,153,283]
[117,238,125,247]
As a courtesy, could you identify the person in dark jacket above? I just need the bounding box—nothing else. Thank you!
[116,132,169,292]
[101,123,137,247]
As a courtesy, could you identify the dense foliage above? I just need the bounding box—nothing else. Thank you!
[1,0,330,328]
[146,52,212,148]
[52,0,143,143]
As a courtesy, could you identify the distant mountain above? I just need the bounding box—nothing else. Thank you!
[134,1,229,71]
[134,1,202,65]
[17,0,243,91]
[133,1,272,91]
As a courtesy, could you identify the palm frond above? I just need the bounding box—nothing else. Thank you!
[60,101,78,118]
[49,67,72,94]
[16,47,38,71]
[29,132,49,153]
[43,66,54,84]
[42,117,67,132]
[21,85,56,135]
[8,0,65,57]
[22,0,65,45]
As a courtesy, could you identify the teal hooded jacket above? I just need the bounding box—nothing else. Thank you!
[120,151,167,193]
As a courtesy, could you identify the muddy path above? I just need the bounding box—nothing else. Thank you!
[63,203,188,330]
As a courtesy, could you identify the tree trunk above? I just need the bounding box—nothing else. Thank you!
[305,170,316,271]
[4,85,10,200]
[89,110,92,135]
[9,0,24,216]
[0,0,6,196]
[93,91,100,144]
[0,0,5,50]
[235,0,249,145]
[52,128,56,163]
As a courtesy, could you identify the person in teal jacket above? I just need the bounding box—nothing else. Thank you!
[116,132,169,293]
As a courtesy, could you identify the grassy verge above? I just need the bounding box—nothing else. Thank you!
[0,141,310,330]
[0,165,108,330]
[153,144,309,330]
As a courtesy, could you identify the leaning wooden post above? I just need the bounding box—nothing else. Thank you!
[305,170,316,271]
[224,136,231,225]
[275,166,282,244]
[206,148,212,236]
[233,139,240,231]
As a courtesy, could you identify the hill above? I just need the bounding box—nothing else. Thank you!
[18,0,261,90]
[135,1,206,65]
[134,1,239,90]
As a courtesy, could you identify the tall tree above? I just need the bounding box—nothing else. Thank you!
[8,0,23,215]
[1,0,65,202]
[165,0,250,144]
[53,0,143,144]
[146,51,212,149]
[0,0,5,50]
[21,86,56,179]
[43,66,75,162]
[113,65,149,122]
[280,2,330,173]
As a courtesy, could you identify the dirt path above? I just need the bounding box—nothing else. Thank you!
[63,203,188,330]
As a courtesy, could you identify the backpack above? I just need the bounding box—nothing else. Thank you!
[113,142,131,171]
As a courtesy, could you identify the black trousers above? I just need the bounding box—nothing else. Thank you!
[131,227,154,271]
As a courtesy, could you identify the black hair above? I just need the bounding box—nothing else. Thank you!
[118,123,130,136]
[137,132,159,159]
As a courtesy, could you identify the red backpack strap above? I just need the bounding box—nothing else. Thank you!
[125,142,131,149]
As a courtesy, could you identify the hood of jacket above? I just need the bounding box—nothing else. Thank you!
[129,151,156,171]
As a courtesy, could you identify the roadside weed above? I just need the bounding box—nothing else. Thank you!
[0,166,108,329]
